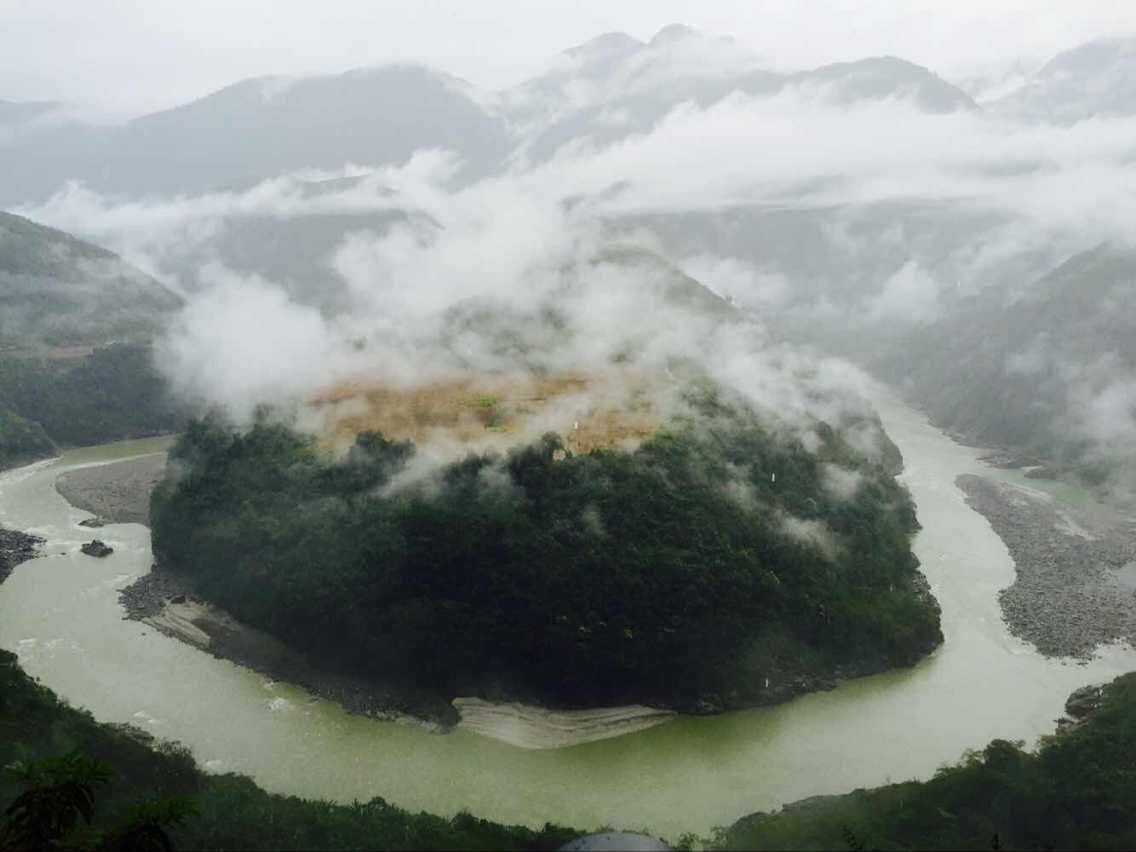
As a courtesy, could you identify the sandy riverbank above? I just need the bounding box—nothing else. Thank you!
[55,453,166,526]
[957,474,1136,658]
[453,698,676,749]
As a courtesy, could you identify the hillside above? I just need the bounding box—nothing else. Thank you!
[717,674,1136,850]
[878,243,1136,496]
[0,211,180,349]
[0,65,510,205]
[507,25,975,164]
[991,37,1136,123]
[0,98,59,127]
[151,367,938,716]
[0,213,184,468]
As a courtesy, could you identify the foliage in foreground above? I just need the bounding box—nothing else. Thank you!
[6,627,1136,850]
[715,673,1136,851]
[1,750,196,851]
[0,650,576,851]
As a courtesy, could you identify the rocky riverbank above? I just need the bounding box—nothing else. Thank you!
[117,558,932,743]
[118,567,458,730]
[0,528,42,584]
[957,474,1136,658]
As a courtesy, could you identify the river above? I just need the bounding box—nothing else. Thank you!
[2,399,1134,840]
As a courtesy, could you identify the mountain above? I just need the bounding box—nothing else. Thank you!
[0,211,181,349]
[505,25,976,164]
[991,37,1136,123]
[0,98,59,128]
[0,213,185,468]
[152,261,938,719]
[2,26,977,208]
[797,56,976,113]
[878,243,1136,494]
[0,65,510,205]
[621,197,1074,357]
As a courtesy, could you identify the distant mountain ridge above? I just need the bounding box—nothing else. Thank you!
[0,64,510,205]
[0,98,59,127]
[503,25,976,164]
[0,25,979,206]
[879,243,1136,495]
[990,37,1136,123]
[4,27,1134,209]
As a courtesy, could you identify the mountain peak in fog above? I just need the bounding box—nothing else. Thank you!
[1039,36,1136,78]
[803,55,978,113]
[991,35,1136,123]
[649,23,699,46]
[0,98,60,127]
[564,31,645,59]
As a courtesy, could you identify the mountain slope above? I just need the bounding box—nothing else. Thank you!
[0,98,59,127]
[879,243,1136,494]
[0,213,185,467]
[0,211,181,348]
[507,25,976,164]
[0,65,510,205]
[992,37,1136,123]
[150,255,939,718]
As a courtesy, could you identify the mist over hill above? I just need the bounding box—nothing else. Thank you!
[991,37,1136,124]
[0,211,180,349]
[150,248,940,716]
[6,25,1132,495]
[0,212,184,468]
[1,24,976,209]
[879,244,1136,497]
[5,12,1136,850]
[0,65,509,206]
[0,98,60,128]
[503,26,975,166]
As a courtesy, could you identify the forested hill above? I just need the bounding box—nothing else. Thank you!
[716,673,1136,850]
[879,243,1136,497]
[151,377,940,716]
[0,211,181,349]
[0,212,184,469]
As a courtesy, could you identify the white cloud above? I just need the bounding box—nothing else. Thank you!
[867,261,942,325]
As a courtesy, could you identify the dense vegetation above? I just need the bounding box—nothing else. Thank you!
[152,381,939,713]
[0,649,576,851]
[716,673,1136,851]
[0,344,183,469]
[0,407,54,470]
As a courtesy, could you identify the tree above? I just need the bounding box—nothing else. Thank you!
[0,751,196,852]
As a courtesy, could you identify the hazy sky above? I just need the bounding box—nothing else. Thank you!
[3,0,1135,118]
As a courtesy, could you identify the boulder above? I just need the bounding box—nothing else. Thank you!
[80,540,113,558]
[1065,684,1104,719]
